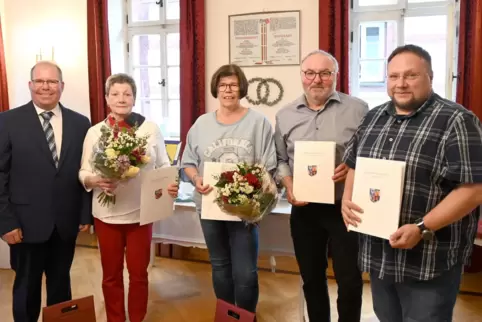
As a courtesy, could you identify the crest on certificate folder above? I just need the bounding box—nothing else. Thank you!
[369,188,380,202]
[307,165,318,176]
[154,189,163,199]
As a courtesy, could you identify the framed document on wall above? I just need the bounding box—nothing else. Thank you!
[228,10,301,67]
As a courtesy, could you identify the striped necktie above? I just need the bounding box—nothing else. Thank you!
[40,111,58,167]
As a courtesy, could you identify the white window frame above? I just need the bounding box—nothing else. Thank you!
[359,22,388,84]
[352,0,451,13]
[449,0,460,99]
[350,10,403,99]
[350,0,459,102]
[127,0,179,28]
[352,0,404,13]
[125,0,181,140]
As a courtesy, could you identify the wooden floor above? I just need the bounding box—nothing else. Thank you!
[0,247,481,322]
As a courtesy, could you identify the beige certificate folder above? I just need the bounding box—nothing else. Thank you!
[350,157,406,239]
[140,166,178,225]
[201,162,241,221]
[293,141,336,204]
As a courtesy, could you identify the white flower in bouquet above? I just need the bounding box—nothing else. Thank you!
[90,124,150,207]
[213,162,279,223]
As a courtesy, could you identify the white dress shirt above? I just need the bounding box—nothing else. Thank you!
[34,104,62,158]
[79,119,171,224]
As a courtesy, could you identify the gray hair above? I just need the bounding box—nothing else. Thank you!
[301,49,339,73]
[30,61,63,82]
[105,73,137,100]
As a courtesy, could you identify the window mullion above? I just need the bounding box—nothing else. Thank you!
[159,0,167,25]
[398,9,404,47]
[445,1,458,100]
[160,31,169,120]
[350,15,361,97]
[125,0,180,138]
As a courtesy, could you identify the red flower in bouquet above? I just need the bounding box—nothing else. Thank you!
[244,172,261,189]
[90,122,150,207]
[213,162,279,223]
[221,170,236,183]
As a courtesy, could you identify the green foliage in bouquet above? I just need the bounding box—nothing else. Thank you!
[213,162,279,223]
[91,123,150,207]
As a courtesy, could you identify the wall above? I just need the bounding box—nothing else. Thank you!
[0,0,4,26]
[3,0,90,118]
[205,0,319,125]
[0,0,4,27]
[3,0,318,121]
[0,0,5,56]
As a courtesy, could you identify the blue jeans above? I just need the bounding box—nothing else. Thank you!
[200,219,259,313]
[370,264,463,322]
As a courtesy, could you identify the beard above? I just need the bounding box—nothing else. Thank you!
[391,96,426,113]
[306,85,333,103]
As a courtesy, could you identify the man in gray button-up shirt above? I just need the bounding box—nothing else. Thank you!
[275,50,368,322]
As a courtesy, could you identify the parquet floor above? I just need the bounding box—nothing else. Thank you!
[0,247,480,321]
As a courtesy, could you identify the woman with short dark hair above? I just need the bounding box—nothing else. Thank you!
[180,64,277,313]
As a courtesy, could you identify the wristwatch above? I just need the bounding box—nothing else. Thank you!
[415,218,434,241]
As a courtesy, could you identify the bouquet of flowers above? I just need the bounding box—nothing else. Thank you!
[91,123,150,207]
[213,162,279,224]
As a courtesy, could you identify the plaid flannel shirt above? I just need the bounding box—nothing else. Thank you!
[343,93,482,282]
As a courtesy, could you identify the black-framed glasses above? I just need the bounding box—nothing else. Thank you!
[32,79,60,87]
[302,70,335,81]
[218,83,239,92]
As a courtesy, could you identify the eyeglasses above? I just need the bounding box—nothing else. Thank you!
[32,79,60,87]
[218,84,239,92]
[387,73,420,82]
[302,70,335,81]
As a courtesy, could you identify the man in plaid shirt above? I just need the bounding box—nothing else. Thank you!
[342,44,482,322]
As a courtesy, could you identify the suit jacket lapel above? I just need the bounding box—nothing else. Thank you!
[58,104,72,170]
[26,102,56,168]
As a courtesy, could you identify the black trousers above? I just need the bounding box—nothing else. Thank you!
[9,227,76,322]
[291,202,363,322]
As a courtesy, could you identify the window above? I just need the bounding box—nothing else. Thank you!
[126,0,180,140]
[350,0,459,108]
[359,23,392,85]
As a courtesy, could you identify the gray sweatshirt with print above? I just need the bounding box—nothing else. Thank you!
[180,109,277,210]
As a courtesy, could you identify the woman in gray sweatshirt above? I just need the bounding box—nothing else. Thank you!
[180,64,277,313]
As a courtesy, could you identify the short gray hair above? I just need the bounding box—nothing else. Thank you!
[105,73,137,100]
[301,49,339,73]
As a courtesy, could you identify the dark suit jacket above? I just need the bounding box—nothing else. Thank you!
[0,101,93,243]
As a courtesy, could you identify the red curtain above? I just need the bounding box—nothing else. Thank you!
[456,0,482,118]
[180,0,205,147]
[0,17,9,112]
[319,0,350,94]
[456,0,482,273]
[87,0,111,125]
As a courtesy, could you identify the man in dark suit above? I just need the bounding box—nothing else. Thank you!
[0,61,93,321]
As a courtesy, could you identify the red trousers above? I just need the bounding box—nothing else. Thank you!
[94,218,152,322]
